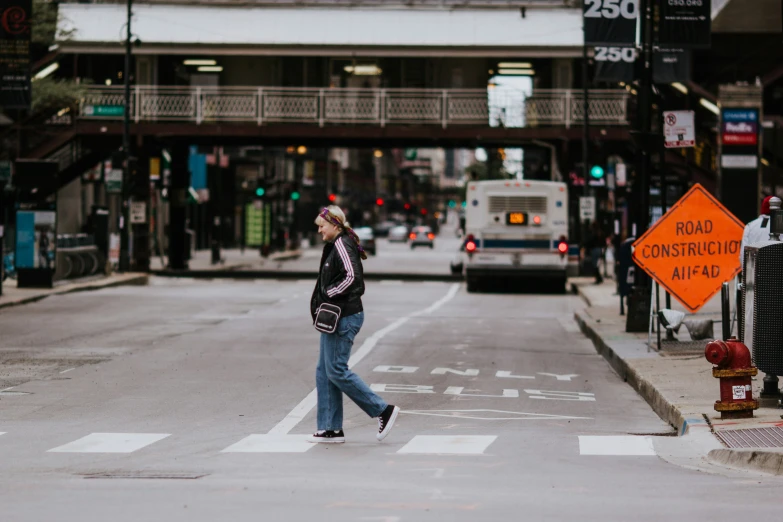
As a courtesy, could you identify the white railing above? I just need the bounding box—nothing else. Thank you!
[78,86,629,128]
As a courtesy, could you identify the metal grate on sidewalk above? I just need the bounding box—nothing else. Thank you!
[715,427,783,448]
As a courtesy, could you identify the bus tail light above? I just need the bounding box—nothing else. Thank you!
[557,235,568,258]
[427,233,435,240]
[409,233,417,240]
[465,234,477,255]
[533,215,542,225]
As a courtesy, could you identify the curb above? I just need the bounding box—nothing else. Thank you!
[150,270,463,282]
[0,274,149,311]
[708,448,783,476]
[573,308,687,434]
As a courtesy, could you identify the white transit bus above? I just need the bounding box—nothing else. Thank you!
[462,179,574,292]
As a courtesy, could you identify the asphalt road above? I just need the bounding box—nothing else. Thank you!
[1,273,781,520]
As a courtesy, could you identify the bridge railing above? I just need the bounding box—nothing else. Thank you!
[78,86,629,128]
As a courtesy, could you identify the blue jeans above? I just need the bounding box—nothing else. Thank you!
[316,312,387,431]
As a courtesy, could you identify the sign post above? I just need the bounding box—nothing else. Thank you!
[663,111,695,149]
[579,196,596,222]
[632,184,744,313]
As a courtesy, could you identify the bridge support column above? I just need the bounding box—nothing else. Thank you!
[168,142,189,270]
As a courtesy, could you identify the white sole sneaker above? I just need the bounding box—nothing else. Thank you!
[377,406,400,441]
[306,434,345,444]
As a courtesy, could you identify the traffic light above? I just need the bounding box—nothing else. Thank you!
[328,193,337,203]
[590,165,605,179]
[448,200,457,209]
[255,179,266,199]
[376,198,384,207]
[404,203,411,211]
[291,191,300,201]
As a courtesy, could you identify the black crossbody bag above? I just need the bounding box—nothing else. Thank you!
[314,303,342,334]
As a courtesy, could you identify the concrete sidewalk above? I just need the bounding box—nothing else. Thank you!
[151,248,304,273]
[572,278,783,476]
[0,272,149,311]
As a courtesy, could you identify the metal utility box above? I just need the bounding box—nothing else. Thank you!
[741,240,783,375]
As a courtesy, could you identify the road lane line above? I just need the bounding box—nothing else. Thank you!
[267,283,459,436]
[47,433,170,453]
[578,436,656,456]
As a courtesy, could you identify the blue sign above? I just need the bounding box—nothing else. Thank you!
[721,109,758,123]
[188,146,207,191]
[15,211,35,268]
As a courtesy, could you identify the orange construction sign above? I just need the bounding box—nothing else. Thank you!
[632,184,744,313]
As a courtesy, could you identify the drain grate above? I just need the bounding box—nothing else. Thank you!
[79,471,208,480]
[715,427,783,448]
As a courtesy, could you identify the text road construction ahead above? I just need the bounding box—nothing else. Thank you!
[632,184,744,313]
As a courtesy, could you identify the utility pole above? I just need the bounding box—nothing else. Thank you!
[119,0,132,272]
[636,0,654,238]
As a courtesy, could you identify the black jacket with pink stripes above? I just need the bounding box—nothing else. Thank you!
[310,232,365,322]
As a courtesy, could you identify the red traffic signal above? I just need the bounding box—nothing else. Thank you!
[404,203,411,210]
[420,208,428,215]
[328,193,337,202]
[376,198,385,206]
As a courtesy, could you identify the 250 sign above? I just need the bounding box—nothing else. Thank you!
[584,0,639,19]
[583,0,639,46]
[595,46,638,63]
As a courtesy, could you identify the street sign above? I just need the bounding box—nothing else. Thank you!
[579,197,596,222]
[0,0,32,110]
[663,110,695,148]
[130,201,147,224]
[105,168,123,194]
[632,184,744,313]
[583,0,639,46]
[615,163,627,186]
[82,105,125,117]
[657,0,711,49]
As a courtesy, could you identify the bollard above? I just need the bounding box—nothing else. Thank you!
[721,282,731,341]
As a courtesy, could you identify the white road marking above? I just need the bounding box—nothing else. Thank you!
[373,365,419,373]
[221,434,313,453]
[444,387,519,398]
[267,283,460,436]
[495,370,535,380]
[402,409,591,421]
[0,432,5,437]
[59,368,76,374]
[359,517,401,522]
[578,436,656,456]
[370,384,435,394]
[379,280,404,286]
[538,373,580,381]
[47,433,170,453]
[431,367,479,376]
[525,389,596,401]
[397,435,497,455]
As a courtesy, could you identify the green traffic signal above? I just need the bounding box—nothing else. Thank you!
[590,165,605,179]
[448,200,457,208]
[255,187,266,197]
[291,191,300,201]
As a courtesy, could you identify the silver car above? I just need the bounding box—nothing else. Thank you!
[388,225,410,243]
[409,226,435,249]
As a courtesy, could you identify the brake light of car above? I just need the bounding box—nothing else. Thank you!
[409,233,417,240]
[427,233,435,240]
[533,215,542,225]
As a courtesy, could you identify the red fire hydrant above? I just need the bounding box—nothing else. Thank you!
[705,338,759,419]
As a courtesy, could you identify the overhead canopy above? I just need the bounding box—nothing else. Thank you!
[57,4,583,57]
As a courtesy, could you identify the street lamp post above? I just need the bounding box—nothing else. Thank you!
[119,0,132,272]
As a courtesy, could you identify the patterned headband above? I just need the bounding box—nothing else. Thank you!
[319,208,367,260]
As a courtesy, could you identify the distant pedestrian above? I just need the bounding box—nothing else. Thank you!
[309,205,400,444]
[740,195,777,270]
[585,220,606,284]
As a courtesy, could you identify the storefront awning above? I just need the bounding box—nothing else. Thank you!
[58,4,583,57]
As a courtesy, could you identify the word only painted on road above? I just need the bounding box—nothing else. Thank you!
[632,184,744,313]
[370,384,596,401]
[374,366,579,381]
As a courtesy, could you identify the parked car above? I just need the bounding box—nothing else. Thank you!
[388,225,410,243]
[409,226,435,249]
[354,227,377,256]
[372,220,397,238]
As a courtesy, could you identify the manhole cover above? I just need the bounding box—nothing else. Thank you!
[715,427,783,448]
[79,471,208,480]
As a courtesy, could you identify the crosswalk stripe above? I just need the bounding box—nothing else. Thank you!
[397,435,497,455]
[578,436,656,456]
[221,434,314,453]
[47,433,170,453]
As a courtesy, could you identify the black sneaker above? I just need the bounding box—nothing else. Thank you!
[377,405,400,441]
[307,430,345,444]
